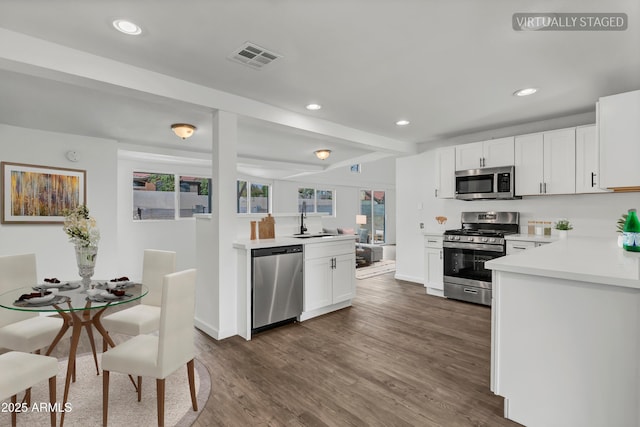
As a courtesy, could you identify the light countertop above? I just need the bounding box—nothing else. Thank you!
[505,234,558,243]
[486,236,640,289]
[233,234,356,250]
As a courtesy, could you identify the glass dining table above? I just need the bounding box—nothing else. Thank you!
[0,281,147,426]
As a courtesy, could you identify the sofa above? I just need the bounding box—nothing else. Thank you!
[323,227,383,264]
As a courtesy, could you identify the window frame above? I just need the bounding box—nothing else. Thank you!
[132,170,212,221]
[237,179,272,214]
[297,187,335,216]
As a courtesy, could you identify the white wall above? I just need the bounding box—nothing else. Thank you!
[117,156,212,279]
[396,114,640,284]
[0,124,117,279]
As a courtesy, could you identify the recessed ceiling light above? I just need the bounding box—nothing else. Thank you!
[306,103,322,111]
[112,19,142,35]
[513,88,538,97]
[395,119,410,126]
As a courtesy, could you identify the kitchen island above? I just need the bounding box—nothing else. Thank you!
[486,237,640,427]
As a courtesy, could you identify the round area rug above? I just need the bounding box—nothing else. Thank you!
[0,353,211,427]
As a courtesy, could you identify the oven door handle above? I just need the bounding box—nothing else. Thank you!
[463,288,479,295]
[443,242,505,252]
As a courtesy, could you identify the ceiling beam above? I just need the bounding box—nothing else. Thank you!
[0,28,417,156]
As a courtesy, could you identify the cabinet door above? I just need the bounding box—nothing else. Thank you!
[484,137,515,168]
[543,128,576,195]
[332,253,355,303]
[455,141,484,170]
[436,147,456,199]
[599,90,640,189]
[303,257,332,312]
[425,247,443,290]
[576,125,606,194]
[514,133,544,195]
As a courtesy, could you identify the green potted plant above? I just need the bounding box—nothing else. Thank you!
[554,219,573,239]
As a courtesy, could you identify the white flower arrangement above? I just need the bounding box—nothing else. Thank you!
[62,205,100,247]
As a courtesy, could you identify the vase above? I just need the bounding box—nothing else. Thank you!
[75,245,98,289]
[558,230,568,239]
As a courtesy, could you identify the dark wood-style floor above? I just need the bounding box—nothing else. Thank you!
[42,273,520,426]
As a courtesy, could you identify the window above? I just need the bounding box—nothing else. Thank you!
[237,180,271,213]
[133,172,175,220]
[179,176,211,218]
[360,190,385,243]
[298,188,315,213]
[133,172,211,220]
[298,188,334,215]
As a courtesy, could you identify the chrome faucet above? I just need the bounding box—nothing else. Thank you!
[300,201,307,235]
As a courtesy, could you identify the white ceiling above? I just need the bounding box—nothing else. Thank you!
[0,1,638,178]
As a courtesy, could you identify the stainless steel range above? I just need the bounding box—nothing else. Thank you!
[443,212,519,306]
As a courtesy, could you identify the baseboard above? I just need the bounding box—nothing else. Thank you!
[426,287,445,297]
[394,273,423,284]
[194,318,221,340]
[300,300,352,321]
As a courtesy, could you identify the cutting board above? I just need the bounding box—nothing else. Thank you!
[258,214,275,239]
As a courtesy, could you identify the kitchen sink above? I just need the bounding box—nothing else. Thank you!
[291,233,333,239]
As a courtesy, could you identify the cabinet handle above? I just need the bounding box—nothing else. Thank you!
[440,250,442,260]
[543,182,547,193]
[332,258,336,269]
[513,246,527,250]
[591,172,596,187]
[539,182,542,194]
[463,288,478,295]
[435,188,438,198]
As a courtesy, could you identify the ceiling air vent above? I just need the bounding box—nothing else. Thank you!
[228,42,282,70]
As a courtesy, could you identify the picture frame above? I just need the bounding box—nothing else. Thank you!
[1,162,86,224]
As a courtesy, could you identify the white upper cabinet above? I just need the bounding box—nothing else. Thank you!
[598,90,640,189]
[575,124,607,194]
[515,128,576,196]
[435,147,455,199]
[455,137,514,170]
[544,128,576,195]
[515,133,545,195]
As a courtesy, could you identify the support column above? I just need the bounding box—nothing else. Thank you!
[211,110,238,338]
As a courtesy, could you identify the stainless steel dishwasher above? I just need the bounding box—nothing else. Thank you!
[252,245,303,332]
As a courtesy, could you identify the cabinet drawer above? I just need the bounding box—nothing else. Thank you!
[305,240,354,260]
[506,241,535,254]
[424,235,443,249]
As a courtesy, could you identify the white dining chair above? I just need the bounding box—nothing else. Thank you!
[0,351,58,427]
[101,249,176,350]
[0,254,64,354]
[102,268,198,427]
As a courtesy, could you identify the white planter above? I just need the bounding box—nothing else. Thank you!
[558,230,568,239]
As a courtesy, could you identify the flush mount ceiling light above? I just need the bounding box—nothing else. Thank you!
[171,123,196,140]
[315,149,331,160]
[513,87,538,97]
[306,103,322,111]
[395,119,410,126]
[112,19,142,35]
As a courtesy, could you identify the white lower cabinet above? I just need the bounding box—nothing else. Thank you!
[424,234,444,297]
[302,240,355,320]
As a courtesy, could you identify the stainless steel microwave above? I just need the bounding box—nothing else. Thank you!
[455,166,519,200]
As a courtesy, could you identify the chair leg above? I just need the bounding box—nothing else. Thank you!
[11,394,17,427]
[156,378,165,427]
[137,376,142,402]
[102,370,109,427]
[24,387,31,406]
[187,359,198,411]
[49,375,57,427]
